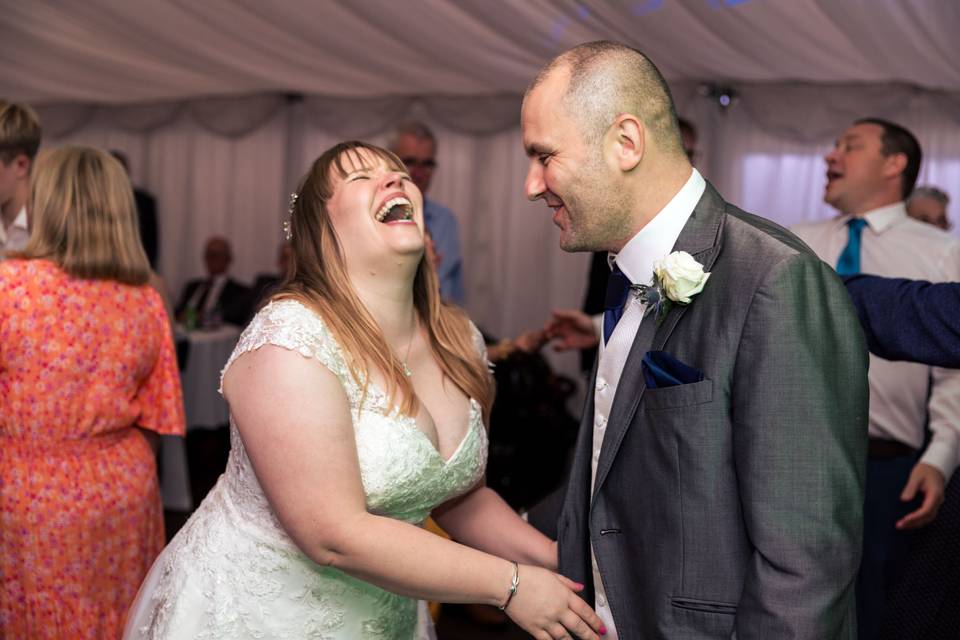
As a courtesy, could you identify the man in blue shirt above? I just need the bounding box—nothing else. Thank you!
[390,121,465,305]
[844,275,960,369]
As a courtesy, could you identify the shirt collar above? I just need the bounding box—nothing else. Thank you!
[0,206,28,247]
[837,201,906,235]
[611,168,706,285]
[12,206,28,231]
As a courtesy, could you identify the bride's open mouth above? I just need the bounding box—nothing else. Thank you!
[376,197,415,224]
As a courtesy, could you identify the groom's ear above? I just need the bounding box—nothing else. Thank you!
[607,113,644,173]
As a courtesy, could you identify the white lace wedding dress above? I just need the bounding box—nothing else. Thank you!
[124,300,488,639]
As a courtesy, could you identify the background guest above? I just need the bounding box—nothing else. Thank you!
[0,99,42,256]
[251,240,292,308]
[390,120,466,304]
[792,118,960,640]
[0,145,185,639]
[174,235,251,327]
[844,275,960,369]
[843,273,960,638]
[906,185,951,231]
[110,150,160,269]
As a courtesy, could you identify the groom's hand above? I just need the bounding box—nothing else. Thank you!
[546,309,600,351]
[896,462,945,530]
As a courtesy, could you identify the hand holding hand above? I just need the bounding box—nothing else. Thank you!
[546,309,599,352]
[896,462,945,530]
[514,328,548,353]
[504,565,606,639]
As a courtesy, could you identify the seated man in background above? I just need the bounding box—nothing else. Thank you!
[906,185,951,231]
[174,236,250,327]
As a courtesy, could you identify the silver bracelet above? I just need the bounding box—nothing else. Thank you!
[498,561,520,611]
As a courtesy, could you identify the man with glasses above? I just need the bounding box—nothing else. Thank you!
[390,121,465,305]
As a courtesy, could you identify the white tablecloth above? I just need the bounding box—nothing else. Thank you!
[159,325,241,512]
[180,325,241,429]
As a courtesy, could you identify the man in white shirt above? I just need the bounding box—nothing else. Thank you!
[524,41,866,639]
[0,100,42,256]
[792,118,960,640]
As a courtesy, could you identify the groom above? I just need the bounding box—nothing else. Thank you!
[522,41,868,638]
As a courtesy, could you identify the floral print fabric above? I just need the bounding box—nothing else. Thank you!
[0,259,185,639]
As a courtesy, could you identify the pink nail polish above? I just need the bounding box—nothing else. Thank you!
[600,624,608,635]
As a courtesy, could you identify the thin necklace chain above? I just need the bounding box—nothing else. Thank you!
[401,313,416,377]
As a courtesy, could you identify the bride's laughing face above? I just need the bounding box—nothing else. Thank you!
[326,148,425,269]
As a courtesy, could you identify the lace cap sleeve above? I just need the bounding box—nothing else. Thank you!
[468,321,493,372]
[219,299,349,393]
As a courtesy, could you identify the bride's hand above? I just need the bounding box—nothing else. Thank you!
[503,565,605,639]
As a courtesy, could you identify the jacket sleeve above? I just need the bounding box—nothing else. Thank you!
[733,254,868,638]
[843,275,960,369]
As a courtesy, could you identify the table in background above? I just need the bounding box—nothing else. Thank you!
[159,324,241,512]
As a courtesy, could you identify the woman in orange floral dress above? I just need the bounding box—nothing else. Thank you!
[0,146,185,639]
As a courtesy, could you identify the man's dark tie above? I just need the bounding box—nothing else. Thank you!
[836,218,868,276]
[603,266,631,344]
[194,279,212,313]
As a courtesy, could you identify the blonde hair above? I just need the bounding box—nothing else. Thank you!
[277,141,493,419]
[0,100,42,163]
[18,146,150,285]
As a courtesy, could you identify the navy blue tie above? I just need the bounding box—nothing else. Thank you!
[603,266,631,344]
[836,218,868,276]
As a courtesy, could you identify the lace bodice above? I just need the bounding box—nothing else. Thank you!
[125,300,488,639]
[219,299,487,538]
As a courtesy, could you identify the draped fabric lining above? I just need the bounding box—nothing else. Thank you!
[6,0,960,389]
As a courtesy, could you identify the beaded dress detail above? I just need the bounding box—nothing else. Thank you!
[124,300,488,639]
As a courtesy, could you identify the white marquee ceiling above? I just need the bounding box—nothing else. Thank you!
[3,0,959,105]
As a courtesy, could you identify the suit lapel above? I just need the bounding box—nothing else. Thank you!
[592,183,727,499]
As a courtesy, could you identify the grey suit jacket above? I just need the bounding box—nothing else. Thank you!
[558,184,868,639]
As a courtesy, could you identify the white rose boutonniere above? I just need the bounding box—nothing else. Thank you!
[639,251,710,325]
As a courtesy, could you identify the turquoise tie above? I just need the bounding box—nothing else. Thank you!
[836,218,868,276]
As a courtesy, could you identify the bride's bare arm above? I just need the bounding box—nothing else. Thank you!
[433,485,557,571]
[222,345,602,639]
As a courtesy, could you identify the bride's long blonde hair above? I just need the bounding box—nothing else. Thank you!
[275,141,493,419]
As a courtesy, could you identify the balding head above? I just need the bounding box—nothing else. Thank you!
[204,236,232,276]
[526,41,685,158]
[521,41,693,253]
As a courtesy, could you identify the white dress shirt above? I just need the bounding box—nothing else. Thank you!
[0,206,29,256]
[793,203,960,478]
[589,168,706,638]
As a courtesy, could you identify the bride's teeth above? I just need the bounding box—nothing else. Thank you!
[376,197,412,222]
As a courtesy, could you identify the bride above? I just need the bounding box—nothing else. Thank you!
[124,141,604,639]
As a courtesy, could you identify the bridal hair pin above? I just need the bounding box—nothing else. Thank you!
[283,192,298,240]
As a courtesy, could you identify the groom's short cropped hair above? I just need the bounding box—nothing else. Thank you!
[855,117,922,201]
[526,40,685,159]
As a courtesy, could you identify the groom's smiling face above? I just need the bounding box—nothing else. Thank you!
[522,67,619,252]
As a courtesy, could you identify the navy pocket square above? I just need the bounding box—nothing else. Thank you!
[642,351,704,389]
